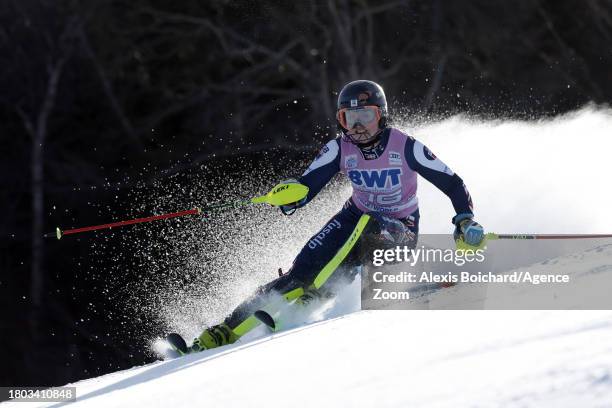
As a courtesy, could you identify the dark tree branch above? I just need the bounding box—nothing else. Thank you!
[77,25,141,146]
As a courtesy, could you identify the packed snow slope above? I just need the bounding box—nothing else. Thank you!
[6,309,612,407]
[5,107,612,407]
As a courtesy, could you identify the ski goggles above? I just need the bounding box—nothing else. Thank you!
[337,106,381,130]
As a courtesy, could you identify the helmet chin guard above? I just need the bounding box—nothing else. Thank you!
[344,129,383,147]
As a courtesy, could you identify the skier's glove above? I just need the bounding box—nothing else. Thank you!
[452,213,485,248]
[278,179,307,216]
[370,212,416,244]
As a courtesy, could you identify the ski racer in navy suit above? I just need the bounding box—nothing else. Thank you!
[184,80,485,352]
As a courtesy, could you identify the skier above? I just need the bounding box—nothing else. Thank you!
[168,80,485,354]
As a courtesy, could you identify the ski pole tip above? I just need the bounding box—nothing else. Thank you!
[43,227,63,240]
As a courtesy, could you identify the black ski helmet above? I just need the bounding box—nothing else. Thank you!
[337,80,388,130]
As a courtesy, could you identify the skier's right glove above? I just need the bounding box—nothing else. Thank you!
[278,179,308,215]
[452,213,485,248]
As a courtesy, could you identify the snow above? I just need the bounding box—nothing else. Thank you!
[5,107,612,407]
[6,309,612,407]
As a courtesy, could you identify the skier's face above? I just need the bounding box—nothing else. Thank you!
[347,120,380,144]
[337,105,382,144]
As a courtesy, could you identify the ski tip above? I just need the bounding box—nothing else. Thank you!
[254,310,276,330]
[166,332,189,355]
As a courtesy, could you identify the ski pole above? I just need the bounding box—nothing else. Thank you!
[457,232,612,250]
[44,181,309,240]
[44,208,202,240]
[44,200,253,240]
[487,233,612,240]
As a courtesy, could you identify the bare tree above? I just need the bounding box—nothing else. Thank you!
[7,1,78,311]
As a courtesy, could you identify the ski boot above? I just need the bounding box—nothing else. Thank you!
[190,323,239,352]
[254,288,328,331]
[166,323,239,356]
[294,287,337,305]
[294,287,323,305]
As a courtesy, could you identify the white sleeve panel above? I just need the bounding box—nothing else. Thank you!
[302,139,340,176]
[413,140,455,176]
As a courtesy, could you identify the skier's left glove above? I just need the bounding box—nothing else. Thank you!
[278,179,307,216]
[452,213,485,248]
